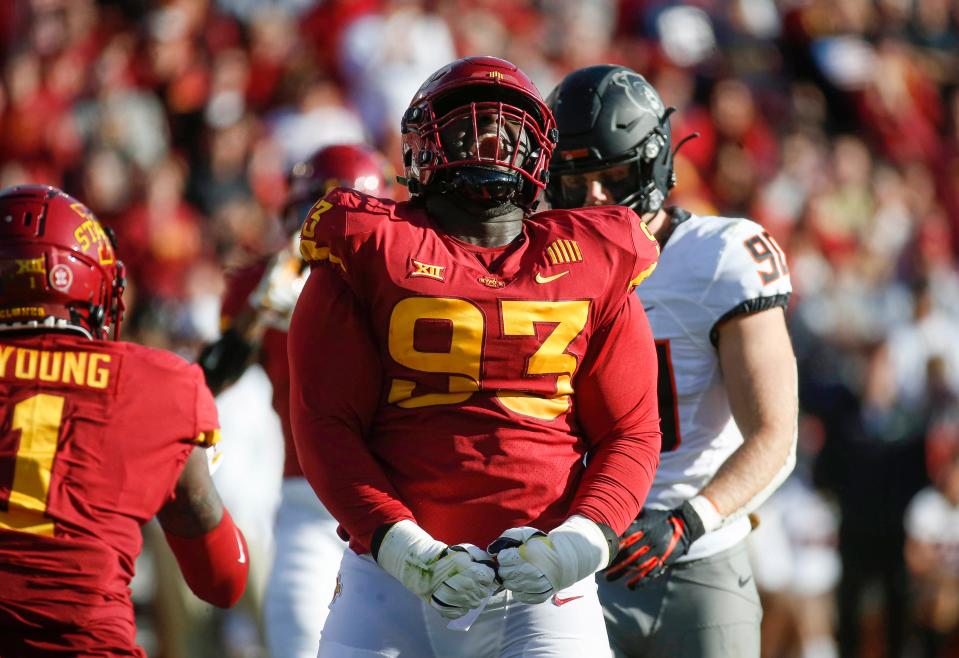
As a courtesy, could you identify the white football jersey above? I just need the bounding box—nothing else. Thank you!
[637,212,792,560]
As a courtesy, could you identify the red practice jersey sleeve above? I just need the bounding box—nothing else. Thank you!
[0,333,219,656]
[220,260,269,327]
[219,258,300,477]
[570,294,661,533]
[288,265,405,550]
[292,188,661,550]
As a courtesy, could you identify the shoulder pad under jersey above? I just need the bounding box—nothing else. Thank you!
[298,187,394,271]
[533,204,660,294]
[121,342,222,447]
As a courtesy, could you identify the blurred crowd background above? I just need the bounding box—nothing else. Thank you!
[2,0,959,656]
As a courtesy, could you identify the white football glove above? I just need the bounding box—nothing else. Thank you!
[249,240,308,329]
[375,520,498,619]
[489,515,611,605]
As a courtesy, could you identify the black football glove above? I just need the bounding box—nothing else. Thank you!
[197,328,255,395]
[604,500,705,589]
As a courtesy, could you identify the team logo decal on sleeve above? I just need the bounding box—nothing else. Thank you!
[409,259,446,282]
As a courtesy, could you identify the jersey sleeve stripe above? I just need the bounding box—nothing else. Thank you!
[569,240,583,261]
[628,261,657,292]
[329,253,347,272]
[300,240,329,262]
[194,428,221,446]
[299,241,347,272]
[708,293,791,346]
[547,243,561,264]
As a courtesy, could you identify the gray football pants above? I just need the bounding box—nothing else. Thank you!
[598,542,761,658]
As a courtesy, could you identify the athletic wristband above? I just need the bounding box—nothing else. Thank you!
[552,515,611,578]
[688,494,723,533]
[596,521,620,568]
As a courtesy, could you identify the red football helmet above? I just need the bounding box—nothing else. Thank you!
[0,185,126,340]
[284,143,393,234]
[400,56,557,211]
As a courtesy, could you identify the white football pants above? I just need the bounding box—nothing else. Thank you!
[264,477,345,658]
[317,548,613,658]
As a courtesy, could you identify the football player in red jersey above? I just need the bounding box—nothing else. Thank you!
[288,56,662,657]
[198,143,392,658]
[0,185,248,657]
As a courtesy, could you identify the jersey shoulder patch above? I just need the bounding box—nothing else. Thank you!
[298,187,395,269]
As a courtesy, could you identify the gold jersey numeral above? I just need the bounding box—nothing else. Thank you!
[1,394,66,536]
[386,297,590,420]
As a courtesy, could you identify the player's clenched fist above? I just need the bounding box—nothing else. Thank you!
[374,520,498,619]
[489,516,613,605]
[604,501,706,589]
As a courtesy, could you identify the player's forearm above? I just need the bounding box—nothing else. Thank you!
[573,295,661,533]
[293,418,414,550]
[701,308,798,525]
[572,430,661,535]
[163,509,249,608]
[288,265,413,550]
[698,424,796,519]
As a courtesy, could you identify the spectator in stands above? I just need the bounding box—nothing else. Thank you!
[906,410,959,657]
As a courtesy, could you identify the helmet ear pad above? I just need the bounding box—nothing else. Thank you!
[546,65,676,213]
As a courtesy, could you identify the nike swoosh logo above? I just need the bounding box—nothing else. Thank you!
[535,270,569,284]
[738,575,752,587]
[551,593,583,607]
[235,529,246,564]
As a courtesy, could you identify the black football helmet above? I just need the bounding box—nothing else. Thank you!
[546,65,676,214]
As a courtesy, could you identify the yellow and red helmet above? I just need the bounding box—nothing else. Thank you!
[0,185,126,340]
[400,56,557,211]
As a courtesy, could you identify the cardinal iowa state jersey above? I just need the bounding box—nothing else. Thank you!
[298,188,659,547]
[639,213,791,561]
[0,333,219,654]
